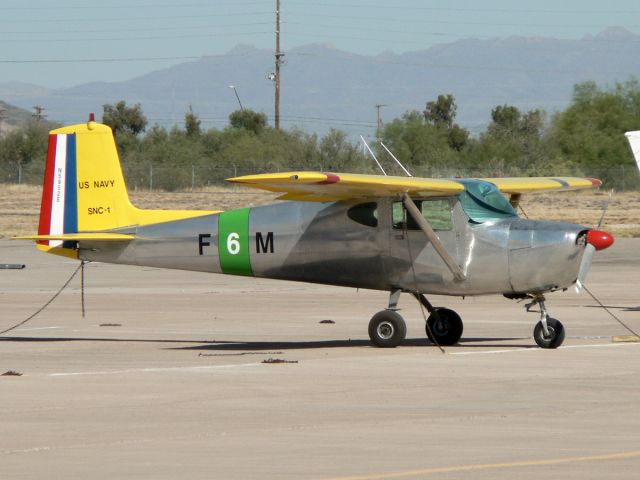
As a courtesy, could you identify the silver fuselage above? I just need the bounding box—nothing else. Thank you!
[80,197,588,296]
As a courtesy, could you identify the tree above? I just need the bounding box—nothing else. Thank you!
[423,94,469,151]
[0,121,51,182]
[102,101,147,136]
[380,110,463,175]
[228,109,268,135]
[185,105,201,137]
[424,94,457,128]
[476,105,548,175]
[548,79,640,186]
[318,129,364,172]
[489,105,521,136]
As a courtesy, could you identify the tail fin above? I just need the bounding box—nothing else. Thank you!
[625,130,640,173]
[30,118,214,255]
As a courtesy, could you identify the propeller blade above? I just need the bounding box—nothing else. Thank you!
[576,243,596,291]
[575,229,614,292]
[596,189,613,230]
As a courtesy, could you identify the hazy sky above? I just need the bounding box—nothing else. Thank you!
[2,0,640,89]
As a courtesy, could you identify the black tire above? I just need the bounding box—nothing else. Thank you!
[426,308,463,346]
[368,310,407,348]
[533,317,565,349]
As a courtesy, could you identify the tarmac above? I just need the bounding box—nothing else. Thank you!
[1,238,639,479]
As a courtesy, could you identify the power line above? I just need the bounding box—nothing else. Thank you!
[0,21,276,35]
[286,50,640,76]
[285,14,640,31]
[285,2,640,15]
[1,31,271,44]
[2,1,267,10]
[0,56,203,64]
[0,11,274,24]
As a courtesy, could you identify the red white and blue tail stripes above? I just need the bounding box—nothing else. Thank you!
[37,133,78,246]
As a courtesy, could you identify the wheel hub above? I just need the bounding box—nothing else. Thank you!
[542,326,556,340]
[433,320,449,335]
[377,321,395,340]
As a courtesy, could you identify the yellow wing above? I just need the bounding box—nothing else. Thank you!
[228,172,601,201]
[481,177,601,194]
[228,172,464,201]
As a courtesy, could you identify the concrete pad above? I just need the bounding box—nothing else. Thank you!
[1,239,639,479]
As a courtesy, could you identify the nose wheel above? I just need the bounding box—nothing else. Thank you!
[533,317,565,348]
[526,295,565,349]
[368,310,407,348]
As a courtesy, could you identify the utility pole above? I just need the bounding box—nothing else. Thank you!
[32,105,46,122]
[375,104,387,140]
[229,85,244,111]
[0,106,6,137]
[274,0,284,130]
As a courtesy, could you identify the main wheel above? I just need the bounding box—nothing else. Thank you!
[426,308,463,346]
[533,317,565,349]
[368,310,407,348]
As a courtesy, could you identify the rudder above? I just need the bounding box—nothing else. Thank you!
[34,118,215,256]
[37,119,138,250]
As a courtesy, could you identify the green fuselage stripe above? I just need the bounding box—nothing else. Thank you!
[218,208,253,276]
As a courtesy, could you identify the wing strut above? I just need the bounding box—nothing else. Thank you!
[380,142,412,177]
[402,193,466,282]
[360,135,387,176]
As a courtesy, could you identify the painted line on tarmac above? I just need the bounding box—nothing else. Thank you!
[450,342,640,356]
[326,449,640,480]
[14,326,63,331]
[48,362,261,377]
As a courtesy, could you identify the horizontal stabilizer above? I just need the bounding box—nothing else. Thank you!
[16,233,134,242]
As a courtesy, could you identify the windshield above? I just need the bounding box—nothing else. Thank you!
[457,180,518,223]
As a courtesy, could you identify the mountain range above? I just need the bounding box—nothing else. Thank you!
[2,27,640,136]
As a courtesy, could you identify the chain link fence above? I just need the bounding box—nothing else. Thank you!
[2,161,639,191]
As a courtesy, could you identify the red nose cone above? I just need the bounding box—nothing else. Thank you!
[586,230,615,251]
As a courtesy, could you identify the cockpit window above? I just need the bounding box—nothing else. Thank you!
[392,199,453,231]
[347,202,378,227]
[457,180,517,223]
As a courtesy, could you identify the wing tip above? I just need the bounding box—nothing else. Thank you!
[588,178,602,187]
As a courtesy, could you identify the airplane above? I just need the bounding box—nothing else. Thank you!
[16,117,618,349]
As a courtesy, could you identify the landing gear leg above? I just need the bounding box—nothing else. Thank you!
[411,292,464,346]
[526,295,565,349]
[368,289,407,348]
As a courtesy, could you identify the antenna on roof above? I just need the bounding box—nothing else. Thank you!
[360,135,387,176]
[380,142,412,177]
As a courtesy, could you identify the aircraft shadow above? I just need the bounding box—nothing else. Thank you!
[0,336,531,350]
[0,336,211,344]
[171,337,530,351]
[584,305,640,312]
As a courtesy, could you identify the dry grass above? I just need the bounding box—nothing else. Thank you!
[0,184,278,238]
[520,190,640,237]
[2,184,639,238]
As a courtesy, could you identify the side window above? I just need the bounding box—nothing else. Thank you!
[392,199,452,231]
[347,202,378,227]
[422,199,453,230]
